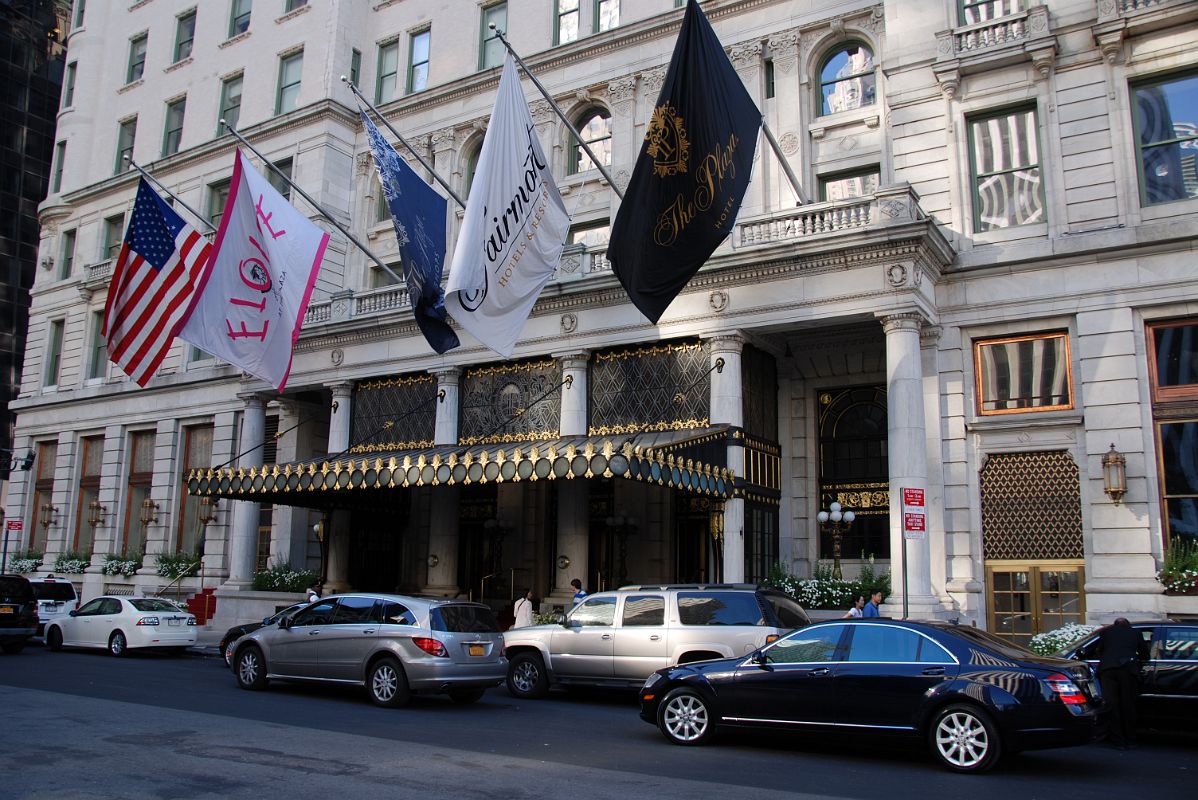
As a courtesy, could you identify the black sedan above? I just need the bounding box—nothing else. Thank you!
[639,619,1099,773]
[1054,621,1198,731]
[218,603,306,667]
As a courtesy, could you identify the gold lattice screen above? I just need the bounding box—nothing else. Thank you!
[980,450,1084,561]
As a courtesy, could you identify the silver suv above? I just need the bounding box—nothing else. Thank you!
[503,584,809,698]
[231,593,506,707]
[27,575,78,637]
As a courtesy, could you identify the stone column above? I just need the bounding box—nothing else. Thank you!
[550,352,591,604]
[424,368,462,595]
[879,312,939,616]
[708,333,746,583]
[324,382,354,592]
[225,393,266,588]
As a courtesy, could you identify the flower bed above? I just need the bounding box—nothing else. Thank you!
[53,552,90,574]
[1158,538,1198,595]
[8,550,42,574]
[101,554,142,578]
[1028,622,1098,657]
[251,560,318,593]
[764,559,892,611]
[156,552,201,580]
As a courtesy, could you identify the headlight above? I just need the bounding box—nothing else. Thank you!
[642,672,665,690]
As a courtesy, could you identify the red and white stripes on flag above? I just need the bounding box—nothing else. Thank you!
[102,178,211,387]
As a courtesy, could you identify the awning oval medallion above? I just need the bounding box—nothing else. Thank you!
[608,454,628,475]
[552,457,569,478]
[421,465,435,484]
[436,464,451,483]
[363,468,377,486]
[467,462,483,482]
[570,455,588,476]
[500,461,516,481]
[484,461,500,481]
[517,460,533,480]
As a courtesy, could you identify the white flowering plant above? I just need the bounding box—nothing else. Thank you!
[1028,622,1099,657]
[53,552,91,574]
[9,550,42,574]
[101,554,142,578]
[764,559,891,610]
[156,552,201,580]
[252,559,319,593]
[1158,538,1198,594]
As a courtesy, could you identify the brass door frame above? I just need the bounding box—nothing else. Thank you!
[985,560,1086,640]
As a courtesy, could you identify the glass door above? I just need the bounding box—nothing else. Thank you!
[986,562,1085,646]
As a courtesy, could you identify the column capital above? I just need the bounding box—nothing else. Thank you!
[324,381,355,398]
[554,350,591,371]
[920,324,943,348]
[236,392,268,409]
[430,366,462,383]
[877,311,924,335]
[705,331,747,353]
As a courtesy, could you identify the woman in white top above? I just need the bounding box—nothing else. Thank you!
[512,588,535,629]
[844,595,866,619]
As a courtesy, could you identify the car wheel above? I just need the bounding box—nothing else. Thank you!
[449,688,485,705]
[929,703,1002,773]
[1,642,25,655]
[221,638,234,668]
[46,627,63,652]
[235,645,268,691]
[108,631,128,658]
[506,652,549,699]
[367,657,411,708]
[658,688,715,746]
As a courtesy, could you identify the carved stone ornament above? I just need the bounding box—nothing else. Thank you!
[865,6,886,35]
[779,132,800,156]
[331,348,345,366]
[332,298,350,321]
[430,127,456,150]
[709,290,729,313]
[830,19,846,40]
[730,41,763,73]
[529,100,555,126]
[886,264,908,287]
[355,152,372,177]
[880,198,909,219]
[607,76,636,107]
[640,66,668,95]
[839,135,859,152]
[560,313,578,334]
[559,253,582,274]
[614,169,630,193]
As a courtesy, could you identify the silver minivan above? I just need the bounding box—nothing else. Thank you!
[231,593,506,707]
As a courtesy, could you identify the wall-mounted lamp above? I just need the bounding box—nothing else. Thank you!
[39,503,57,529]
[1102,443,1127,505]
[557,555,571,570]
[87,499,106,527]
[139,498,159,527]
[331,399,340,413]
[313,519,325,541]
[427,554,439,568]
[198,496,219,526]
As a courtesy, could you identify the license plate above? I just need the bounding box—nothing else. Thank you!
[468,644,485,656]
[0,606,13,614]
[167,618,180,626]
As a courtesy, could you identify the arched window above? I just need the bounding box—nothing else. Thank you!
[463,144,481,198]
[570,107,611,174]
[818,43,875,116]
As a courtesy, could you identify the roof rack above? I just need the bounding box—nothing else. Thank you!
[614,583,760,591]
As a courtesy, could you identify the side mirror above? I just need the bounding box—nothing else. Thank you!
[752,650,769,667]
[263,617,272,626]
[68,610,78,617]
[555,613,568,627]
[279,617,292,630]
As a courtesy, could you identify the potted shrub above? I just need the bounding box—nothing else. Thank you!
[1158,538,1198,595]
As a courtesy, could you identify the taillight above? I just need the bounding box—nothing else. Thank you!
[186,616,197,626]
[412,637,448,657]
[137,616,160,626]
[1045,672,1087,705]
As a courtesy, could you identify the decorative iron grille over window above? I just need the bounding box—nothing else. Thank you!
[590,340,711,435]
[980,450,1083,561]
[351,374,437,452]
[460,359,562,445]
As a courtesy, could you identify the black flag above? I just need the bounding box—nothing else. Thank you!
[609,0,760,324]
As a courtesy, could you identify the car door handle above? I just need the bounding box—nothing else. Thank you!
[922,667,945,676]
[601,634,612,640]
[308,630,320,636]
[649,635,661,641]
[363,630,375,635]
[809,667,830,676]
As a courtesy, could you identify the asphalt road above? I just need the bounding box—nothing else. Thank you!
[0,644,1192,800]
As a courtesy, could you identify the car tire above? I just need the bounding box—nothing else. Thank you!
[658,688,715,746]
[109,631,129,658]
[46,626,63,652]
[367,657,411,708]
[235,645,268,691]
[1,642,25,655]
[221,638,234,668]
[506,652,550,699]
[929,703,1002,774]
[449,688,485,705]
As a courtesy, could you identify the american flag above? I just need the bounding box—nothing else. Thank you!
[102,178,211,386]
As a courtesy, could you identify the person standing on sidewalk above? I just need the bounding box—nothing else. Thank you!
[1097,617,1148,750]
[863,590,883,618]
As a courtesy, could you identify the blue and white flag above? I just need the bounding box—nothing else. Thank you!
[445,54,569,358]
[361,110,459,354]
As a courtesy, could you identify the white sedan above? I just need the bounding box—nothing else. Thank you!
[44,596,197,656]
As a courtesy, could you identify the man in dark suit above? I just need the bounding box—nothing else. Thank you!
[1096,617,1149,749]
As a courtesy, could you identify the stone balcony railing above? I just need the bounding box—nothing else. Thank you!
[934,3,1056,97]
[733,185,926,250]
[81,258,114,294]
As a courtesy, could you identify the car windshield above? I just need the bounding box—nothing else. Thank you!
[0,577,33,602]
[128,598,183,612]
[947,626,1039,659]
[432,604,499,633]
[268,604,305,624]
[31,583,76,601]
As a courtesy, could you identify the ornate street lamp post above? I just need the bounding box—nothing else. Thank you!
[817,501,855,580]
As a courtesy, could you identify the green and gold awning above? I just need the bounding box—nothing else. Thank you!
[186,427,735,510]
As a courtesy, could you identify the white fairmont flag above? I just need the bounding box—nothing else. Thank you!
[179,150,329,390]
[445,54,569,358]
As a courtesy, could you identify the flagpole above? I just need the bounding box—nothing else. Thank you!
[761,120,810,205]
[341,78,468,210]
[125,156,217,232]
[220,120,404,285]
[490,25,625,201]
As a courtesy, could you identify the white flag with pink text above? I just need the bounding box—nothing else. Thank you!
[178,150,329,390]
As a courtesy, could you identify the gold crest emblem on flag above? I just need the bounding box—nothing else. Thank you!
[646,103,690,177]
